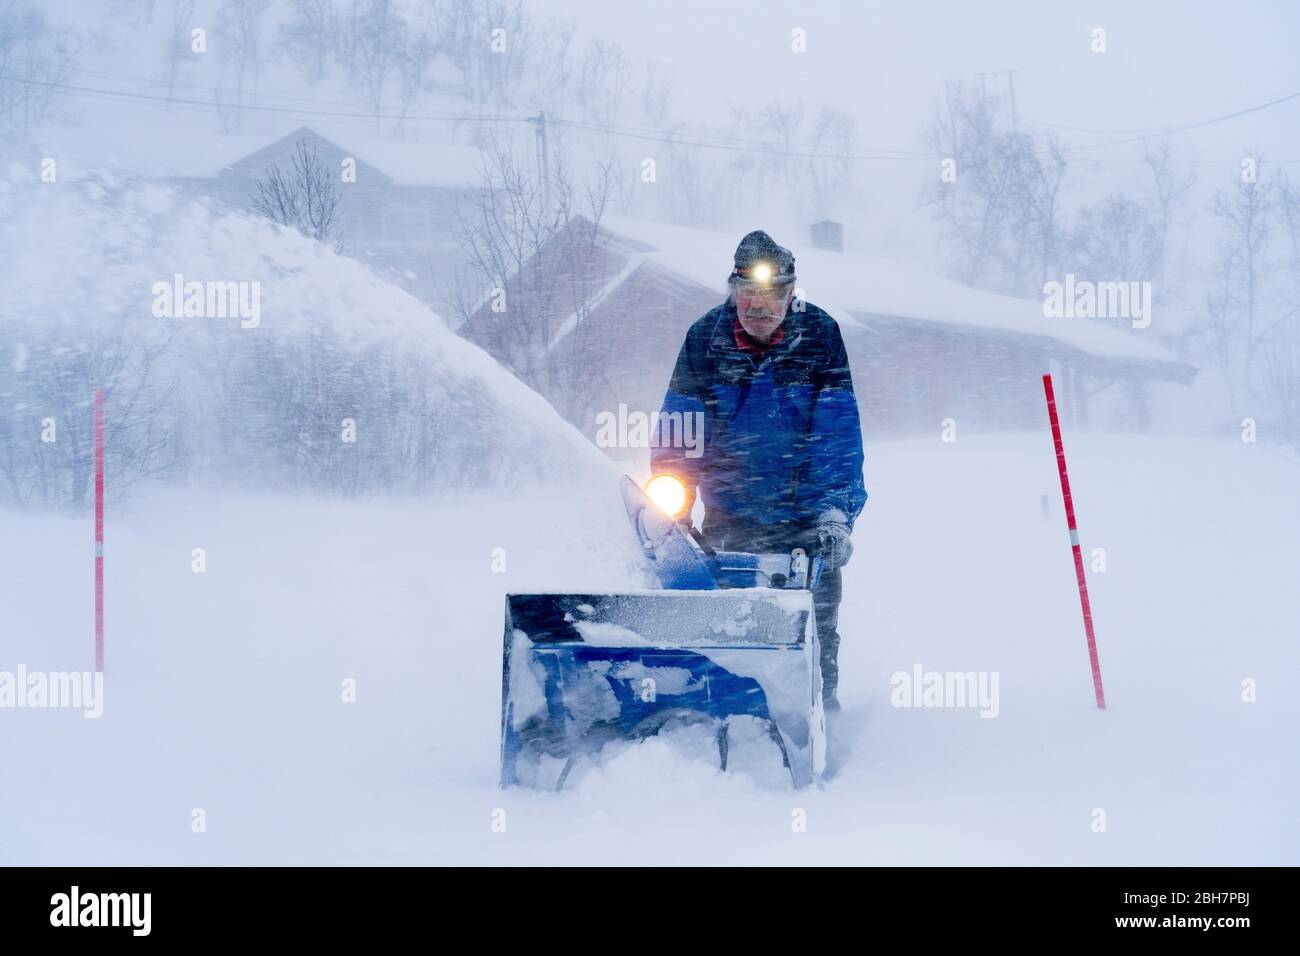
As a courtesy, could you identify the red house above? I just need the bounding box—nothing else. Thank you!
[463,215,1196,458]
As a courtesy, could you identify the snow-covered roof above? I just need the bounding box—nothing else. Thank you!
[219,127,484,188]
[26,123,261,182]
[338,136,482,188]
[599,215,1186,368]
[30,122,482,188]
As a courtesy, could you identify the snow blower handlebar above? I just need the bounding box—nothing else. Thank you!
[654,509,825,594]
[678,513,825,592]
[642,473,826,591]
[625,476,825,593]
[709,547,823,591]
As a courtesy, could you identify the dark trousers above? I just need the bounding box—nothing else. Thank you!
[700,510,844,702]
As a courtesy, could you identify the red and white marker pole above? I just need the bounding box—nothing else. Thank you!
[95,388,105,673]
[1042,374,1106,710]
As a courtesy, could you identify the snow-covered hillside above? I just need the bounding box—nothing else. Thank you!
[3,433,1295,864]
[0,167,613,496]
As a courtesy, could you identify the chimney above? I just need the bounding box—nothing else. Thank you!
[809,220,843,253]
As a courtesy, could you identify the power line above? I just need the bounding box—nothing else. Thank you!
[1,72,940,161]
[547,115,935,161]
[1060,89,1300,153]
[5,72,1300,167]
[2,74,532,124]
[29,70,938,160]
[70,66,406,112]
[544,113,923,157]
[65,65,932,156]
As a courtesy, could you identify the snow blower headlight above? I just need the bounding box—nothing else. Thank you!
[645,474,688,517]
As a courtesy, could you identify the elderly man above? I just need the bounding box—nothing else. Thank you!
[651,230,866,710]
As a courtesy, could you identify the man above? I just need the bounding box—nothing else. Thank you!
[651,230,866,710]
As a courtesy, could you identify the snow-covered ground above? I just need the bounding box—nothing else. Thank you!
[1,162,1294,866]
[4,432,1296,865]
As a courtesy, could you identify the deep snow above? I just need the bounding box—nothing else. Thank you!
[3,432,1296,865]
[1,148,1294,867]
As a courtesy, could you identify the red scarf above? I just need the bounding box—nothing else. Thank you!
[733,317,784,357]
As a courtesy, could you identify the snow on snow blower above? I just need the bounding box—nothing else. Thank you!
[500,475,827,790]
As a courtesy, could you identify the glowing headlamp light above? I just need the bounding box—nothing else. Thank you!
[750,261,774,285]
[645,474,688,517]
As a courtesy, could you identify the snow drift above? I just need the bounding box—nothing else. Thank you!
[0,166,614,503]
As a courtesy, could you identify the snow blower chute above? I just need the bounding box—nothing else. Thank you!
[500,475,827,789]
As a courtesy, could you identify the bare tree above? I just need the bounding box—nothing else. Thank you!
[277,0,338,84]
[709,102,861,228]
[160,0,198,103]
[1009,131,1070,294]
[452,142,564,393]
[577,39,633,130]
[645,125,737,228]
[1258,170,1300,452]
[451,142,616,422]
[638,60,675,128]
[1200,152,1279,408]
[0,1,80,127]
[215,0,264,130]
[1141,139,1197,276]
[1260,317,1300,453]
[1186,152,1300,435]
[427,0,533,134]
[337,0,422,132]
[1072,193,1163,287]
[920,80,1028,294]
[1195,254,1244,416]
[526,19,576,115]
[547,154,618,424]
[392,24,435,136]
[920,80,1079,297]
[804,108,857,220]
[0,325,181,510]
[250,140,345,250]
[729,101,806,203]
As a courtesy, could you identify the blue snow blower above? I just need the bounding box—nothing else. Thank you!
[499,476,827,789]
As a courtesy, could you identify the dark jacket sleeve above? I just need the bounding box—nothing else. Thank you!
[806,320,867,526]
[651,325,709,512]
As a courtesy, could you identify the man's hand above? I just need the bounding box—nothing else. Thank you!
[815,513,854,571]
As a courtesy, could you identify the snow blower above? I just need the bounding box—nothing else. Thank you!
[499,475,827,790]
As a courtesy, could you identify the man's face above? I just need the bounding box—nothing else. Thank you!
[735,282,792,343]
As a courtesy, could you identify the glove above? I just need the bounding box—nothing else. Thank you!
[815,513,854,571]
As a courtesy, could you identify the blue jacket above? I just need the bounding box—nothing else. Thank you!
[652,298,866,529]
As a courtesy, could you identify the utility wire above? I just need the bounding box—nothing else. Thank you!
[547,115,934,160]
[5,72,1299,166]
[70,66,411,111]
[2,75,531,124]
[1060,89,1300,153]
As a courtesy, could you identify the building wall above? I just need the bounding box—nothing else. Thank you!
[579,263,720,436]
[566,274,1074,451]
[844,316,1050,438]
[172,176,479,317]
